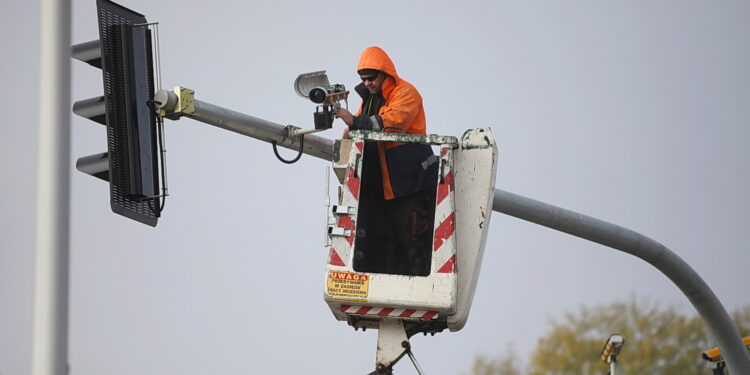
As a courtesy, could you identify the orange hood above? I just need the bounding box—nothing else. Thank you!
[357,46,402,98]
[357,46,400,81]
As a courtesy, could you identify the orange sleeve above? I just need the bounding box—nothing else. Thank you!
[379,85,422,133]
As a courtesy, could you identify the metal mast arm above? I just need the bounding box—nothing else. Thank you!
[155,87,333,161]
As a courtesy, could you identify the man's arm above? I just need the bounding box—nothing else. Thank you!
[336,108,354,126]
[336,108,384,132]
[336,83,422,134]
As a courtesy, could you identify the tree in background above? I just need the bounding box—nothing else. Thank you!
[464,346,522,375]
[464,299,749,375]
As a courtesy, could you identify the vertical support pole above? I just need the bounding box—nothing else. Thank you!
[32,0,71,374]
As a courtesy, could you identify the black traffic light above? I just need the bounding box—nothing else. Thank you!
[72,0,164,226]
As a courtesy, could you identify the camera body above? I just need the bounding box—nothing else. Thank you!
[313,104,335,130]
[295,71,349,131]
[309,84,348,105]
[310,84,348,130]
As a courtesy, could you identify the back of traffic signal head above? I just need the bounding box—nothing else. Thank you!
[73,0,163,227]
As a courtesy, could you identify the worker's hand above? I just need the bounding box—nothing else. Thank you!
[336,108,354,127]
[342,127,351,139]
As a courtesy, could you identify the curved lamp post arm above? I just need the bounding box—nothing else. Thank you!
[492,188,750,374]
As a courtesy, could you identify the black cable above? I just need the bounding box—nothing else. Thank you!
[154,112,166,215]
[146,100,167,216]
[272,134,304,164]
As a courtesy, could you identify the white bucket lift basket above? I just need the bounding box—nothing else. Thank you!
[324,128,497,333]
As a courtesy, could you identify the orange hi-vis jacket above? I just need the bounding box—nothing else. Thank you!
[352,46,437,200]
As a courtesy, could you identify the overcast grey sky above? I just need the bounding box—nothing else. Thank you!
[2,1,749,374]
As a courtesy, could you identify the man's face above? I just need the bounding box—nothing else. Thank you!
[360,72,385,95]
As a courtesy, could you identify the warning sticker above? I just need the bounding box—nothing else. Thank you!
[326,271,369,301]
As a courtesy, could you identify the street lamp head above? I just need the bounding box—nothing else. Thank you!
[600,334,625,364]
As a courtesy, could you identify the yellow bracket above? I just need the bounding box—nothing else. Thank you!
[174,86,195,115]
[156,86,195,119]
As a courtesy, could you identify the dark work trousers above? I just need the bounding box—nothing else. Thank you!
[383,188,435,276]
[354,142,436,276]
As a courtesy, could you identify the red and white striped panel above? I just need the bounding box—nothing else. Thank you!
[341,305,439,320]
[328,140,365,268]
[432,145,457,274]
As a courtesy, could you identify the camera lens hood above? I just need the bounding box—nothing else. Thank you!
[309,87,328,104]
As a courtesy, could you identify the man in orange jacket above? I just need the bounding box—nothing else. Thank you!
[336,46,438,276]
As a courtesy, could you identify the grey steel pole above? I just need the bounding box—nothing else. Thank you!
[187,99,334,161]
[492,188,750,374]
[32,0,71,374]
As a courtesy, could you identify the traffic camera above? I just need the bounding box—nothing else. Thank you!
[294,70,349,131]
